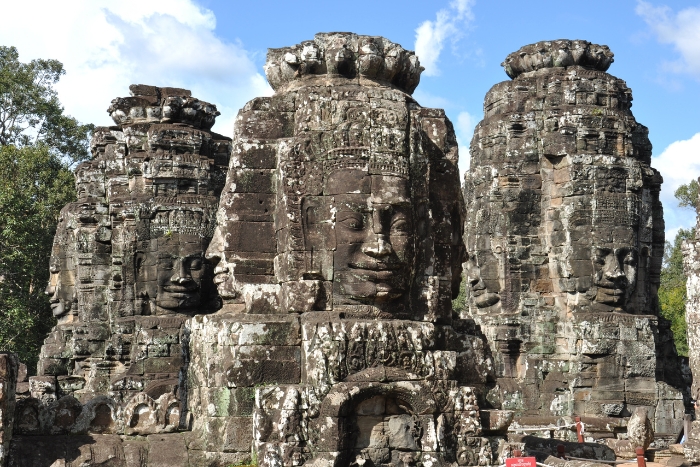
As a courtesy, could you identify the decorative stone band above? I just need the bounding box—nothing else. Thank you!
[107,84,220,130]
[264,32,423,95]
[502,40,614,79]
[135,203,217,239]
[321,146,409,178]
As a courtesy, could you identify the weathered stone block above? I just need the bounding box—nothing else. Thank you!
[147,433,189,467]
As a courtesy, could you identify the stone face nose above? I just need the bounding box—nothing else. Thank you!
[205,229,224,265]
[362,235,393,258]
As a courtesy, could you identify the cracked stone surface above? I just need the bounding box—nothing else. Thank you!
[8,85,231,461]
[1,36,692,467]
[682,181,700,462]
[463,40,687,449]
[191,31,506,467]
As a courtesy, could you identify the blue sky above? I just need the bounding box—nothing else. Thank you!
[2,0,699,240]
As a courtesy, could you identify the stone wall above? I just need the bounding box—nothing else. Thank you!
[682,177,700,462]
[189,31,510,467]
[4,34,690,467]
[682,191,700,401]
[463,40,687,443]
[0,353,18,466]
[9,85,231,459]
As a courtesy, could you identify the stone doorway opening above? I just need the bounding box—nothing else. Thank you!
[349,394,422,467]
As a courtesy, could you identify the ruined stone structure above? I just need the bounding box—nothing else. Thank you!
[0,354,18,466]
[8,85,231,463]
[463,40,687,445]
[188,32,507,467]
[0,35,691,467]
[682,178,700,462]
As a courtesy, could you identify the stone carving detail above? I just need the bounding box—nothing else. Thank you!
[189,32,505,467]
[14,85,229,446]
[463,40,686,440]
[0,353,18,465]
[7,34,688,467]
[502,40,614,79]
[682,180,700,462]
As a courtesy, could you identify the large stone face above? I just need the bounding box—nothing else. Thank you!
[5,35,691,467]
[463,40,686,441]
[194,32,504,467]
[15,85,230,444]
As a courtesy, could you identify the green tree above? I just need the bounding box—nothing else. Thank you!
[0,46,92,369]
[0,46,93,165]
[674,179,699,211]
[659,227,694,357]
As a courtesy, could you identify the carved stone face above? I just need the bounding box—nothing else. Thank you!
[466,254,501,309]
[45,259,75,318]
[325,170,413,307]
[75,163,105,201]
[592,246,638,306]
[45,213,76,319]
[206,229,237,300]
[135,234,209,312]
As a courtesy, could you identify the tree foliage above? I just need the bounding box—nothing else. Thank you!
[674,179,699,211]
[0,144,76,365]
[0,46,91,369]
[657,178,698,357]
[0,46,93,165]
[659,227,695,357]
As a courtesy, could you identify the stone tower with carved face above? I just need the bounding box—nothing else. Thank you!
[191,32,504,467]
[464,40,687,441]
[22,86,230,440]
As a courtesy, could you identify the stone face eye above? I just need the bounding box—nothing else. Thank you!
[391,217,409,233]
[338,213,364,230]
[189,258,202,270]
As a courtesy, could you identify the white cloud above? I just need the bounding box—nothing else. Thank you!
[412,90,452,110]
[455,111,477,178]
[0,0,272,137]
[652,132,700,238]
[636,1,700,77]
[414,0,475,76]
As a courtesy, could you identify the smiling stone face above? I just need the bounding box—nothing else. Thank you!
[592,246,638,308]
[45,257,76,319]
[324,170,414,309]
[135,232,212,314]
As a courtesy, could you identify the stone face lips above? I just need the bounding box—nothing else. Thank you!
[464,40,686,442]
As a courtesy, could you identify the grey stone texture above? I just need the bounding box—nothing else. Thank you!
[10,85,230,448]
[682,177,700,462]
[1,35,692,467]
[0,354,18,466]
[463,40,687,448]
[193,31,508,467]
